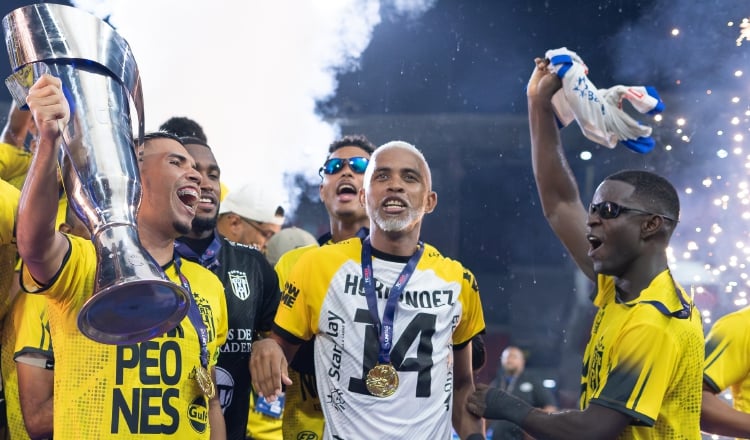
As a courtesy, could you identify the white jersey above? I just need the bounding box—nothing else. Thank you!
[274,238,484,439]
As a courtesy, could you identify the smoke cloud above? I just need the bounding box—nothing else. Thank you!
[70,0,435,216]
[606,0,750,320]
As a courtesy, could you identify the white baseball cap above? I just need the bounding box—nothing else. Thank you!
[219,184,285,225]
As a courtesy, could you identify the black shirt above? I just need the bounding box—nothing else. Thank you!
[176,231,281,440]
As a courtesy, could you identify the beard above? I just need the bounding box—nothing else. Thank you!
[192,214,218,234]
[369,206,421,232]
[173,219,192,236]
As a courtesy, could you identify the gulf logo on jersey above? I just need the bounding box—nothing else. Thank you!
[188,396,208,433]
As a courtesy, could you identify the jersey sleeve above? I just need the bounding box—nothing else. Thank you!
[274,245,315,290]
[452,267,485,346]
[20,234,94,309]
[704,311,750,393]
[13,293,53,362]
[273,250,320,344]
[589,312,678,426]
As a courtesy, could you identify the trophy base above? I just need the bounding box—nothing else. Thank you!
[77,280,190,345]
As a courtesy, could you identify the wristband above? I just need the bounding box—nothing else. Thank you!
[465,434,485,440]
[483,388,534,425]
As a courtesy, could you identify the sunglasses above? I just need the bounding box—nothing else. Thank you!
[319,156,369,176]
[238,216,276,240]
[589,201,677,222]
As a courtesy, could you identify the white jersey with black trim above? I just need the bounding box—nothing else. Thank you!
[274,238,485,439]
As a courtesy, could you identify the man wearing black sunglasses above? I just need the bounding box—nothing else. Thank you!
[468,58,703,439]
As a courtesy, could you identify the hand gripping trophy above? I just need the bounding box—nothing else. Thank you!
[3,4,190,344]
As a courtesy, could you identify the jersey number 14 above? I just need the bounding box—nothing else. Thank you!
[348,308,437,397]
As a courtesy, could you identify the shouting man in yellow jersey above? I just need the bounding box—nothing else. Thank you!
[468,58,704,439]
[18,74,228,439]
[251,141,486,439]
[261,134,375,440]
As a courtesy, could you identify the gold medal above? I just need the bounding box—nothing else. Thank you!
[195,366,216,399]
[366,363,399,397]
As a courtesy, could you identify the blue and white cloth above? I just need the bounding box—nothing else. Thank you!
[545,47,664,154]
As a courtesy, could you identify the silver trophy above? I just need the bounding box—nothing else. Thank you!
[3,4,190,345]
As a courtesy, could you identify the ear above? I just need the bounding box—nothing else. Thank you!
[358,187,366,207]
[424,191,438,214]
[58,223,72,233]
[229,213,244,227]
[640,215,665,240]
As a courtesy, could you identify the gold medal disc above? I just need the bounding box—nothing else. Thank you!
[195,366,216,399]
[366,363,399,397]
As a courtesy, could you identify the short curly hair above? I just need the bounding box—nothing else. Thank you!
[159,116,207,142]
[605,170,680,222]
[327,134,376,158]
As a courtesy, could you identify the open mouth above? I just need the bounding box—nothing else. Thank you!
[587,234,603,251]
[198,194,216,207]
[336,183,357,195]
[383,197,407,212]
[177,187,200,209]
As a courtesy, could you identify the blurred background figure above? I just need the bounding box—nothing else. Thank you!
[264,227,317,266]
[0,104,33,189]
[217,183,285,253]
[1,206,89,440]
[487,346,557,440]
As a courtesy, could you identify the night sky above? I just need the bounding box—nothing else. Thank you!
[2,1,750,417]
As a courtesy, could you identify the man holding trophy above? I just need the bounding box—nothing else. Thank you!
[8,3,229,438]
[19,74,228,439]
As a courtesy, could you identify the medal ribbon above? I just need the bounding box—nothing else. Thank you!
[361,236,424,364]
[174,232,222,271]
[173,254,210,371]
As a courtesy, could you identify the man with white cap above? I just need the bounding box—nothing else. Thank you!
[264,227,318,267]
[217,184,285,252]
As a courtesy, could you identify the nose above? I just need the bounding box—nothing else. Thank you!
[198,173,214,191]
[387,175,407,192]
[340,164,355,177]
[188,168,202,186]
[587,210,601,226]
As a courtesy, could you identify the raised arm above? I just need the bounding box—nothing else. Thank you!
[527,58,594,281]
[16,75,70,285]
